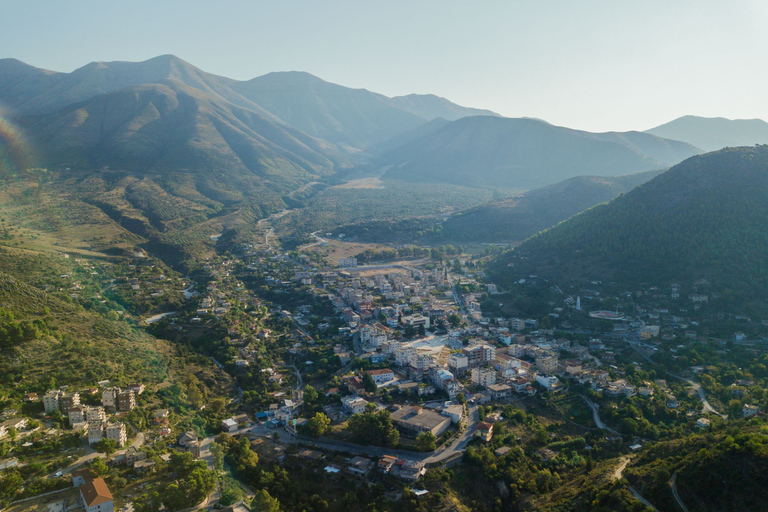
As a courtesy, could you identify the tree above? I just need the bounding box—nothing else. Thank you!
[252,489,282,512]
[448,313,462,328]
[362,372,377,393]
[91,457,109,477]
[304,385,319,404]
[347,410,400,447]
[416,431,437,451]
[303,412,331,438]
[94,439,116,460]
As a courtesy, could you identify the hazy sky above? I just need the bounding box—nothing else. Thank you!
[3,0,767,132]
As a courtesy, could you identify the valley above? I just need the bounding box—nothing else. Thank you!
[1,54,768,512]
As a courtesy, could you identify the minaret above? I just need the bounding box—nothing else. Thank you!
[576,296,581,310]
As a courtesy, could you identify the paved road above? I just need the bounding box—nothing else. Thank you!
[668,373,727,419]
[670,472,690,512]
[581,395,621,435]
[45,422,145,480]
[245,403,479,465]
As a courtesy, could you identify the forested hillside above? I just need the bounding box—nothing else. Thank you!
[491,147,768,306]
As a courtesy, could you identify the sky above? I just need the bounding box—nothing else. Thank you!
[3,0,768,132]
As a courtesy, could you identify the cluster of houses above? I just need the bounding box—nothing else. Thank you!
[40,384,143,447]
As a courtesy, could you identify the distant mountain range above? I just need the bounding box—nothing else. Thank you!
[491,146,768,297]
[377,116,701,190]
[646,115,768,152]
[0,55,495,176]
[1,55,715,195]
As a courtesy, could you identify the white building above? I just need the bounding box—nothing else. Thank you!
[341,396,369,415]
[105,423,127,448]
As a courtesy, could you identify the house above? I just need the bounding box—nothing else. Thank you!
[391,406,451,437]
[153,409,170,424]
[488,384,512,401]
[79,477,114,512]
[347,456,373,476]
[341,396,369,415]
[365,368,395,386]
[378,455,398,473]
[696,418,711,429]
[442,404,464,424]
[222,418,239,433]
[475,422,493,442]
[72,468,96,487]
[743,404,761,418]
[398,459,427,481]
[127,383,145,395]
[178,431,199,448]
[0,457,18,470]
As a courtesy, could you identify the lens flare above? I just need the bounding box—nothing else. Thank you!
[0,113,32,174]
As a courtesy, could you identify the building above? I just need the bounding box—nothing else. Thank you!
[43,390,63,413]
[59,392,80,412]
[696,418,711,429]
[378,455,398,473]
[448,354,469,374]
[341,396,369,415]
[488,384,512,400]
[475,422,494,442]
[79,477,114,512]
[398,459,427,481]
[471,368,497,388]
[347,456,373,476]
[68,406,87,425]
[401,315,430,329]
[442,404,464,424]
[222,418,239,433]
[117,390,136,411]
[743,404,761,418]
[102,388,119,409]
[178,431,198,448]
[463,344,496,368]
[365,369,395,386]
[391,406,451,437]
[86,407,106,423]
[338,257,358,268]
[105,423,127,448]
[536,356,558,375]
[87,421,106,445]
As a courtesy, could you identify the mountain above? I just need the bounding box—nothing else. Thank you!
[0,54,276,118]
[18,80,340,180]
[230,71,496,149]
[491,146,768,297]
[646,115,768,152]
[379,116,701,190]
[438,170,662,242]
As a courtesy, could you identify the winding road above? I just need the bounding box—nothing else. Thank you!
[581,394,621,435]
[668,373,727,419]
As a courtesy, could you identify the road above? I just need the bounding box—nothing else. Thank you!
[668,373,727,419]
[46,422,145,479]
[243,403,479,465]
[613,457,660,511]
[670,472,690,512]
[581,395,621,435]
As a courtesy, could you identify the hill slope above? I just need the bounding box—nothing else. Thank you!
[646,115,768,152]
[379,116,701,190]
[18,81,341,179]
[491,146,768,296]
[230,71,496,149]
[439,170,662,242]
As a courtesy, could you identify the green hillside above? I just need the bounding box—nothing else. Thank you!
[491,146,768,305]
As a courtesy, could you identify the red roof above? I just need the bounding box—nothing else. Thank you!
[80,477,113,506]
[477,422,493,431]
